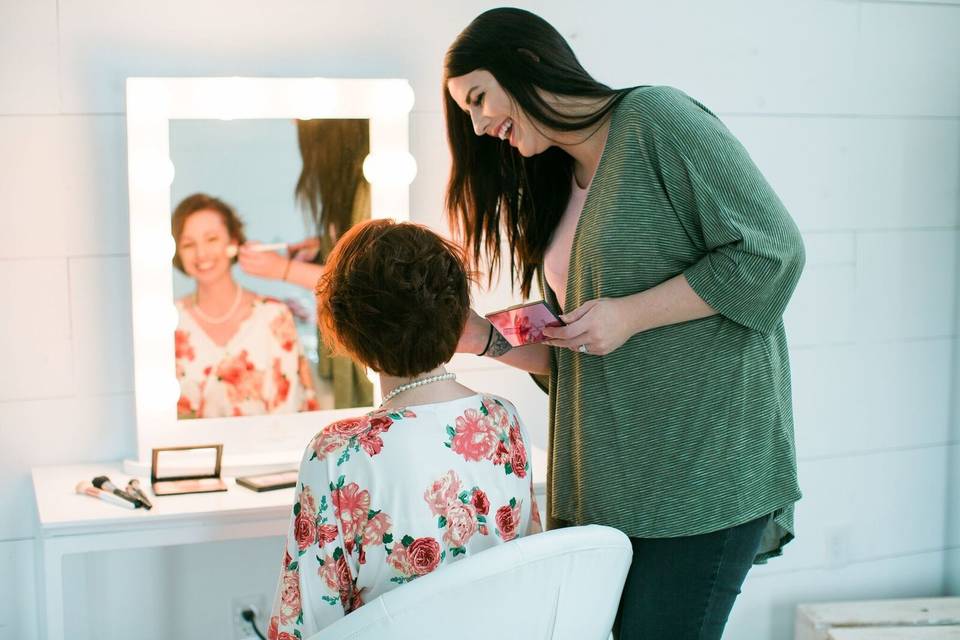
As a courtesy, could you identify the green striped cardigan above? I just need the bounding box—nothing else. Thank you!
[538,86,804,563]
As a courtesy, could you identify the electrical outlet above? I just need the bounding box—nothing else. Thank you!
[825,524,853,568]
[231,593,269,640]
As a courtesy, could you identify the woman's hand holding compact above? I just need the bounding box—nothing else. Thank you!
[543,297,635,356]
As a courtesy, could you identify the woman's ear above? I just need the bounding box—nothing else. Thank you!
[517,48,540,63]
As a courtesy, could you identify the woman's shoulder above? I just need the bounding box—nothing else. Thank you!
[618,85,694,113]
[304,406,420,466]
[617,85,718,134]
[477,393,521,419]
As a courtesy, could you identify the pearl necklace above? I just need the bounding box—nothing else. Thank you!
[380,372,456,407]
[193,285,243,325]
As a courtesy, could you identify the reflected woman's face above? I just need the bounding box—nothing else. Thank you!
[177,209,236,283]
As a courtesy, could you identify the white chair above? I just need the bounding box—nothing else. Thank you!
[314,524,633,640]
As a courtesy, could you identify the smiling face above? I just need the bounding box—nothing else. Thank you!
[446,70,552,158]
[176,209,237,283]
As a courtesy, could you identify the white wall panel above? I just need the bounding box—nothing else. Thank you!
[0,259,73,401]
[56,0,480,114]
[751,446,949,576]
[785,263,856,347]
[856,230,958,341]
[567,0,861,115]
[0,0,59,114]
[62,116,129,257]
[729,117,960,232]
[791,340,953,459]
[856,2,960,117]
[68,256,133,395]
[0,118,70,258]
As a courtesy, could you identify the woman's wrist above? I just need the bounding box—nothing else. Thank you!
[620,291,651,336]
[477,323,495,356]
[457,311,491,354]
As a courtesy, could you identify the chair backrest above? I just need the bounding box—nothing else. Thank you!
[314,524,632,640]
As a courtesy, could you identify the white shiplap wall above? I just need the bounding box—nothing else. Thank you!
[1,1,958,638]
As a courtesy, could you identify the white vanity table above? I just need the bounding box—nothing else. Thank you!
[33,462,291,640]
[33,450,548,640]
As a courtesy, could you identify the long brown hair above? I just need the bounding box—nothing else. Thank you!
[444,8,633,297]
[295,119,370,248]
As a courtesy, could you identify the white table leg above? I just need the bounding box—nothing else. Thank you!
[37,538,65,640]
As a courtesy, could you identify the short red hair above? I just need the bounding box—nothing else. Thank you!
[315,219,472,377]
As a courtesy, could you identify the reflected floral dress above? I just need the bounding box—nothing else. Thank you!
[268,394,542,638]
[175,297,319,418]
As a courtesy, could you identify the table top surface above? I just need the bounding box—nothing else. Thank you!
[33,447,547,535]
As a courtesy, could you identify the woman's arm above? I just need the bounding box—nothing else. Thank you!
[542,273,716,354]
[457,309,550,375]
[238,245,326,291]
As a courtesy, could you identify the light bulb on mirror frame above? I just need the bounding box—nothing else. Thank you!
[362,151,417,187]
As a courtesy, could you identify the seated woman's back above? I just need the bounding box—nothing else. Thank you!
[268,219,541,639]
[271,393,540,636]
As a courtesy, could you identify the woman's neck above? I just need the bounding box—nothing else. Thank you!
[379,365,472,409]
[556,116,610,189]
[194,275,239,313]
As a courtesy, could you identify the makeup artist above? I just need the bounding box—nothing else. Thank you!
[443,9,805,639]
[172,193,318,419]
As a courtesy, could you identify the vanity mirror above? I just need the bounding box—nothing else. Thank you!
[125,77,416,470]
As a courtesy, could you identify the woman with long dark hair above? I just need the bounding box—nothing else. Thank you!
[444,8,805,638]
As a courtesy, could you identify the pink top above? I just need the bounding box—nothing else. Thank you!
[543,176,589,310]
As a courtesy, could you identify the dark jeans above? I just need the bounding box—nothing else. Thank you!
[615,514,770,640]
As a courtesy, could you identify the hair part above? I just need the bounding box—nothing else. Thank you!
[171,193,246,273]
[443,7,633,297]
[315,219,473,378]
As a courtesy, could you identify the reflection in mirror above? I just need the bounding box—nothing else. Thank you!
[169,119,372,420]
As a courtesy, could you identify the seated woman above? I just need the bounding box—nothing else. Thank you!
[268,220,542,638]
[172,193,318,418]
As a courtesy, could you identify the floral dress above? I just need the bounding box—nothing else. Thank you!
[268,394,542,639]
[175,297,319,418]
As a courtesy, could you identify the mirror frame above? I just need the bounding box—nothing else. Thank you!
[124,77,415,468]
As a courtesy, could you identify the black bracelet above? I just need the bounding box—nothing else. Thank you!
[477,323,495,357]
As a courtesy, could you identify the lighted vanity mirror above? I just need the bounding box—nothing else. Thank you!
[125,77,416,470]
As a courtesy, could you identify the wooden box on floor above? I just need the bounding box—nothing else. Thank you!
[795,597,960,640]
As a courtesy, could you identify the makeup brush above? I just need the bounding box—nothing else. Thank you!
[226,243,288,258]
[75,481,136,510]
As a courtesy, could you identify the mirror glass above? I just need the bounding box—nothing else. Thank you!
[169,118,373,420]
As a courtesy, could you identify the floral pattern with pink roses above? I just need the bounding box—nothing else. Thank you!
[494,497,523,542]
[311,408,416,466]
[386,534,444,585]
[445,397,529,479]
[423,470,492,554]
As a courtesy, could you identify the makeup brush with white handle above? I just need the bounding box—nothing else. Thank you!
[75,481,137,509]
[226,242,288,258]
